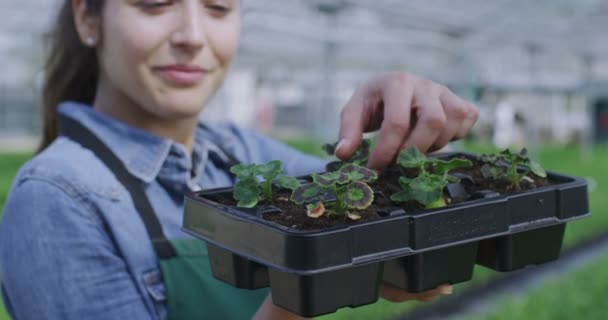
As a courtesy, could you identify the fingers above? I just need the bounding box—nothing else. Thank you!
[456,99,480,140]
[396,82,478,154]
[366,74,415,170]
[336,72,479,169]
[400,81,446,153]
[428,88,479,151]
[335,90,370,161]
[380,284,453,303]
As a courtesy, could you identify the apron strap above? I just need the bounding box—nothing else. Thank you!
[59,115,177,259]
[200,124,241,181]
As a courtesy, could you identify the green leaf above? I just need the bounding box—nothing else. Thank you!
[390,189,414,203]
[326,161,352,171]
[500,148,527,164]
[393,174,445,207]
[500,148,514,158]
[529,160,547,178]
[234,179,260,208]
[291,183,322,204]
[312,172,347,187]
[256,160,283,180]
[339,163,378,183]
[397,147,426,168]
[481,164,502,179]
[408,175,445,207]
[426,197,447,208]
[391,177,415,202]
[480,153,499,164]
[322,139,371,162]
[230,163,257,179]
[397,176,413,188]
[487,148,547,187]
[277,176,301,190]
[519,147,529,157]
[515,150,529,163]
[322,142,338,155]
[351,139,372,163]
[433,158,472,175]
[343,181,374,209]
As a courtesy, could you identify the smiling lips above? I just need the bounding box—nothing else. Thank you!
[154,64,209,86]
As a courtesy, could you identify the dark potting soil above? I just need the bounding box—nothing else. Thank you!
[207,157,553,231]
[371,164,469,209]
[450,158,551,194]
[261,191,381,231]
[371,165,427,212]
[211,190,382,231]
[372,160,551,207]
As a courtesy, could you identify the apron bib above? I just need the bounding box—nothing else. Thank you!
[160,239,267,320]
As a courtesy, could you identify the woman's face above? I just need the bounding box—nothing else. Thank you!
[97,0,241,120]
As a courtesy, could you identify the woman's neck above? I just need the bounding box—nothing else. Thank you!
[92,80,198,153]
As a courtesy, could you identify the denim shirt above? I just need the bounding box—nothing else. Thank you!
[0,102,326,320]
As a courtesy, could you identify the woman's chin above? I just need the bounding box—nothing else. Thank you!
[155,96,208,119]
[162,107,204,120]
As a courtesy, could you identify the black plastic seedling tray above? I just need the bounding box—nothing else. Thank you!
[182,154,590,317]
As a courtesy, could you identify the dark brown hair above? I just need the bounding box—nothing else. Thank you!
[38,0,104,152]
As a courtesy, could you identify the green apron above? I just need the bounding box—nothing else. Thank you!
[160,240,268,319]
[60,116,268,320]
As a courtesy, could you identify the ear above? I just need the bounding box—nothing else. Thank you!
[72,0,100,47]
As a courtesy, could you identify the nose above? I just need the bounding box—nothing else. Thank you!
[171,4,206,50]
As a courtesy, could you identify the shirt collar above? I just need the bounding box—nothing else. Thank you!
[58,101,209,184]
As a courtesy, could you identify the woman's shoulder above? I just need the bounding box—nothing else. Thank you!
[200,121,289,160]
[11,136,121,201]
[1,137,119,250]
[200,121,327,176]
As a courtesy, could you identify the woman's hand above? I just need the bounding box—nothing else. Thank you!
[253,284,452,320]
[336,72,479,170]
[380,283,453,303]
[253,295,312,320]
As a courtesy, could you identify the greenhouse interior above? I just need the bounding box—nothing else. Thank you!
[0,0,607,319]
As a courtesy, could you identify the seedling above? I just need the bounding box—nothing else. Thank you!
[291,163,377,219]
[480,148,547,192]
[230,160,301,208]
[391,147,472,208]
[323,139,372,170]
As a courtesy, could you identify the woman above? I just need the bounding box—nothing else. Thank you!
[0,0,479,319]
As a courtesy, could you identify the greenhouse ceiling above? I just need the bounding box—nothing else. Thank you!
[0,0,606,87]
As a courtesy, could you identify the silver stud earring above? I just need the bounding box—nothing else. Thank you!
[86,36,96,46]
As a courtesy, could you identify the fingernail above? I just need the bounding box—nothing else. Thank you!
[335,138,348,154]
[439,285,453,295]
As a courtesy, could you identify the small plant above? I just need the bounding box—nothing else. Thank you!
[323,139,373,170]
[390,147,472,208]
[290,163,378,220]
[230,160,300,208]
[480,148,547,192]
